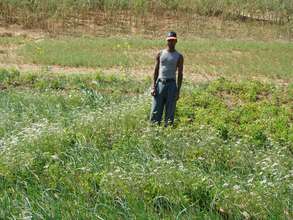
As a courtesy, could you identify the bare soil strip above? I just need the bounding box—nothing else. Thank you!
[1,62,291,87]
[0,62,219,84]
[0,25,45,40]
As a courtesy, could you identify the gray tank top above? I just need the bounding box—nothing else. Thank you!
[159,49,181,80]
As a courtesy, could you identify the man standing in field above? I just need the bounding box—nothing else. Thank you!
[150,31,184,126]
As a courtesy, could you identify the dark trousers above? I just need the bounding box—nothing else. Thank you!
[150,79,177,126]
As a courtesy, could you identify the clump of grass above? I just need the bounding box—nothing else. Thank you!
[0,69,20,84]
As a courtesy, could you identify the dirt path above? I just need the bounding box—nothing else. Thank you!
[1,62,290,87]
[0,25,45,40]
[0,62,219,85]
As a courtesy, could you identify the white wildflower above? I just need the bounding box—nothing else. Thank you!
[223,183,229,187]
[247,178,254,183]
[233,185,240,191]
[242,211,250,219]
[51,154,59,160]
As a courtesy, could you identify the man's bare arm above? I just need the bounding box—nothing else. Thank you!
[177,54,184,97]
[152,52,160,88]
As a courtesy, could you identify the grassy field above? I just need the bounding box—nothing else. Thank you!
[0,69,292,219]
[0,2,293,218]
[4,35,292,81]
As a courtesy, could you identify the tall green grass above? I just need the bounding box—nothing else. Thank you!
[0,68,149,136]
[0,69,292,218]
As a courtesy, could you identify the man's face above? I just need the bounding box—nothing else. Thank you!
[167,39,177,49]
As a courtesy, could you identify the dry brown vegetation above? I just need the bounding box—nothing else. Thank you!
[0,0,293,40]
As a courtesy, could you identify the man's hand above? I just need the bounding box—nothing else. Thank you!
[176,90,180,101]
[151,87,156,96]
